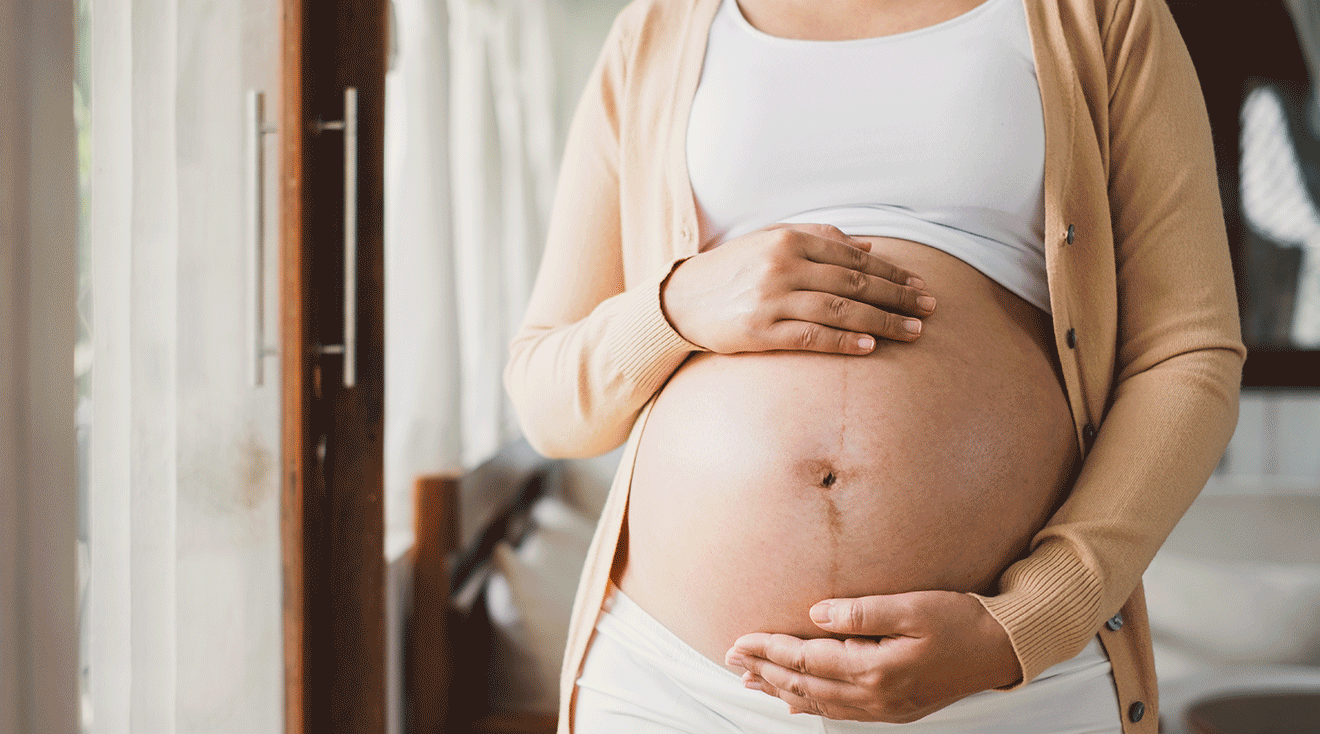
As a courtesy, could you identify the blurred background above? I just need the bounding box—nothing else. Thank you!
[1,1,1318,733]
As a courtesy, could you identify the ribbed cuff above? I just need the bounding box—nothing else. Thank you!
[970,541,1103,688]
[609,257,706,394]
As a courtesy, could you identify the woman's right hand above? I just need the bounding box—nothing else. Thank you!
[661,223,937,355]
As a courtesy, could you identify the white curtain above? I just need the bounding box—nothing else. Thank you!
[381,3,627,731]
[383,0,558,551]
[86,0,283,732]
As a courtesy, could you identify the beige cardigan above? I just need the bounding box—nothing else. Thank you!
[503,0,1247,731]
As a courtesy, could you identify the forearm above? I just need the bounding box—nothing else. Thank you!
[503,13,703,458]
[504,260,698,457]
[973,342,1242,683]
[971,0,1247,685]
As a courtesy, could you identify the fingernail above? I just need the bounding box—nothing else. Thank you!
[903,319,922,335]
[916,295,936,312]
[906,276,926,289]
[744,679,763,692]
[726,652,746,668]
[858,336,875,351]
[810,601,834,624]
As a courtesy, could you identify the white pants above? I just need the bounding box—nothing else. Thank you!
[574,584,1123,734]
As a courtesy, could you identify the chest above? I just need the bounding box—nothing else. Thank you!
[618,0,1121,435]
[685,0,1045,236]
[734,0,998,41]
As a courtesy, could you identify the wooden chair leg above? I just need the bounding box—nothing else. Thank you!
[408,476,459,734]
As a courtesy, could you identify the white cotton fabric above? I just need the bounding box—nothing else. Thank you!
[575,584,1122,734]
[687,0,1050,312]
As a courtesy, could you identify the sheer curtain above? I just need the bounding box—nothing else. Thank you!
[85,0,284,731]
[384,0,558,553]
[383,3,624,729]
[383,0,634,547]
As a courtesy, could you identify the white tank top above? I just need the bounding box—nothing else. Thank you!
[686,0,1050,312]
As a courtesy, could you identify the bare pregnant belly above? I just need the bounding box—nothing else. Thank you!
[615,236,1080,670]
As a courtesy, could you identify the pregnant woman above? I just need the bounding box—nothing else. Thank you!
[505,0,1245,732]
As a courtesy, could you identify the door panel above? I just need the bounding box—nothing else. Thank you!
[175,1,285,727]
[282,2,388,733]
[76,0,387,730]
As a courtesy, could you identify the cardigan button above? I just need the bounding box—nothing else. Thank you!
[1106,612,1124,631]
[1066,224,1075,244]
[1128,701,1145,723]
[1066,328,1077,349]
[1083,423,1098,451]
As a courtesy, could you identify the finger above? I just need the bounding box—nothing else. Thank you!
[742,672,828,717]
[793,233,924,287]
[809,593,923,636]
[749,673,930,725]
[762,319,880,355]
[731,634,864,683]
[775,290,925,344]
[740,652,862,703]
[796,262,936,318]
[762,222,872,251]
[733,631,844,681]
[741,670,875,721]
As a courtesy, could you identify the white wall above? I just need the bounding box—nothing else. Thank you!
[1212,390,1320,492]
[0,0,80,732]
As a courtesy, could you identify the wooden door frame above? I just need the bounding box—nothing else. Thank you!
[281,1,389,732]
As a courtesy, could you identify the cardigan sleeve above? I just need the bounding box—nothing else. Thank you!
[504,16,703,459]
[971,0,1247,684]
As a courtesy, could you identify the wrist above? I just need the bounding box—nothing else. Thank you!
[973,602,1023,690]
[659,257,700,347]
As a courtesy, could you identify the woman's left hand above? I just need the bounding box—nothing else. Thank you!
[724,591,1022,723]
